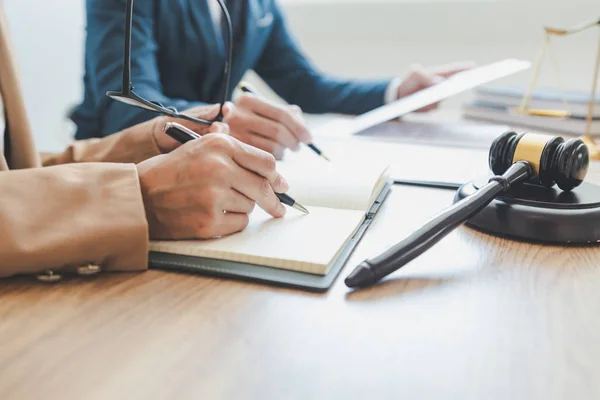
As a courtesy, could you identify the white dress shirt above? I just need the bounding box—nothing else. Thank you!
[208,0,222,32]
[207,0,400,104]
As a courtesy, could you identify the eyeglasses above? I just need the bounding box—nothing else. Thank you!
[106,0,233,125]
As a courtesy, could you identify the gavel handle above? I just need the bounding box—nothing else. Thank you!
[345,161,533,288]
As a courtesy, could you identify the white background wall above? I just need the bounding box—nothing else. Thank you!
[4,0,599,152]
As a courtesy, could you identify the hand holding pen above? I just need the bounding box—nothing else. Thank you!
[163,121,309,214]
[221,81,330,161]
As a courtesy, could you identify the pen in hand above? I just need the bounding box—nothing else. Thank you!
[163,121,309,214]
[237,82,331,161]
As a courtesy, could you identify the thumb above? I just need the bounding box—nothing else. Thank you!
[172,103,222,135]
[208,121,230,135]
[432,75,445,85]
[198,103,221,121]
[221,101,236,120]
[412,68,437,87]
[288,104,305,122]
[181,103,221,122]
[207,102,235,135]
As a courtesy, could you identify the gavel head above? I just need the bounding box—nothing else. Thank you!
[489,131,589,191]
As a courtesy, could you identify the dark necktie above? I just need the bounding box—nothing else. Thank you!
[221,0,238,45]
[219,0,246,100]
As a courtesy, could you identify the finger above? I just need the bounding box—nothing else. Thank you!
[414,70,438,87]
[231,165,286,218]
[413,71,443,90]
[239,95,311,143]
[288,104,304,119]
[237,110,300,151]
[208,212,250,238]
[237,130,285,160]
[208,122,229,135]
[288,104,308,126]
[416,103,439,112]
[221,101,236,119]
[174,103,222,135]
[183,103,221,121]
[398,69,435,95]
[426,61,477,78]
[222,189,256,214]
[233,142,289,193]
[432,75,445,85]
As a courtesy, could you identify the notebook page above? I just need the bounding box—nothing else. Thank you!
[149,206,365,275]
[276,158,389,211]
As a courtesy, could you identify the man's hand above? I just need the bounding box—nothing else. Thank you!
[224,94,312,160]
[397,62,477,112]
[137,133,289,240]
[151,103,233,153]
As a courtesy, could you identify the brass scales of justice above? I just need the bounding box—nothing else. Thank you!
[519,17,600,159]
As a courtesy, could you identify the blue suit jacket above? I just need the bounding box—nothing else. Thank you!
[72,0,393,139]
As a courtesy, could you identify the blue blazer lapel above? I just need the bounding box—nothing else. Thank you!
[219,0,277,99]
[239,1,274,60]
[247,0,274,29]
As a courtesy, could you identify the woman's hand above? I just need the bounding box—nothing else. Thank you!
[151,103,235,153]
[137,133,289,239]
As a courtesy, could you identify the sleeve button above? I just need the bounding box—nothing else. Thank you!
[36,270,62,282]
[77,264,102,276]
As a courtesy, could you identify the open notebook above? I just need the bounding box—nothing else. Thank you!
[148,161,392,290]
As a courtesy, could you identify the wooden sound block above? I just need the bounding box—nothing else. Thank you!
[455,177,600,244]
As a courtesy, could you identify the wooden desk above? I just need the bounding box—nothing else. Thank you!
[3,114,600,399]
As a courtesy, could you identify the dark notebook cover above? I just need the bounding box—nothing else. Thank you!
[149,183,392,292]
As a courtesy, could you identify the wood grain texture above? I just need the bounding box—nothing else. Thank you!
[3,179,600,399]
[4,114,600,400]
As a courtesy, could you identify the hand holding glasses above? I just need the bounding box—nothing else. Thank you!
[106,0,233,126]
[107,0,329,161]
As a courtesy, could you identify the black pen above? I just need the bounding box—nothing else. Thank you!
[237,82,331,161]
[163,121,309,214]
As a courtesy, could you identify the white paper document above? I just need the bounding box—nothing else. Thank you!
[313,58,531,139]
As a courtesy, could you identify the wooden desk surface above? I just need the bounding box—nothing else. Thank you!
[3,116,600,399]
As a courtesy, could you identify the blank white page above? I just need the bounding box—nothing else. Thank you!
[276,159,389,211]
[149,206,366,275]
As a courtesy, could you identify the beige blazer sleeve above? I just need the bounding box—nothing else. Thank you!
[0,162,150,278]
[0,4,154,279]
[42,119,163,166]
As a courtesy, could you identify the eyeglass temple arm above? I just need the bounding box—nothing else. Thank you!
[216,0,233,121]
[123,0,134,93]
[120,0,229,125]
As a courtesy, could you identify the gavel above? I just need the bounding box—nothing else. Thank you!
[345,131,590,288]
